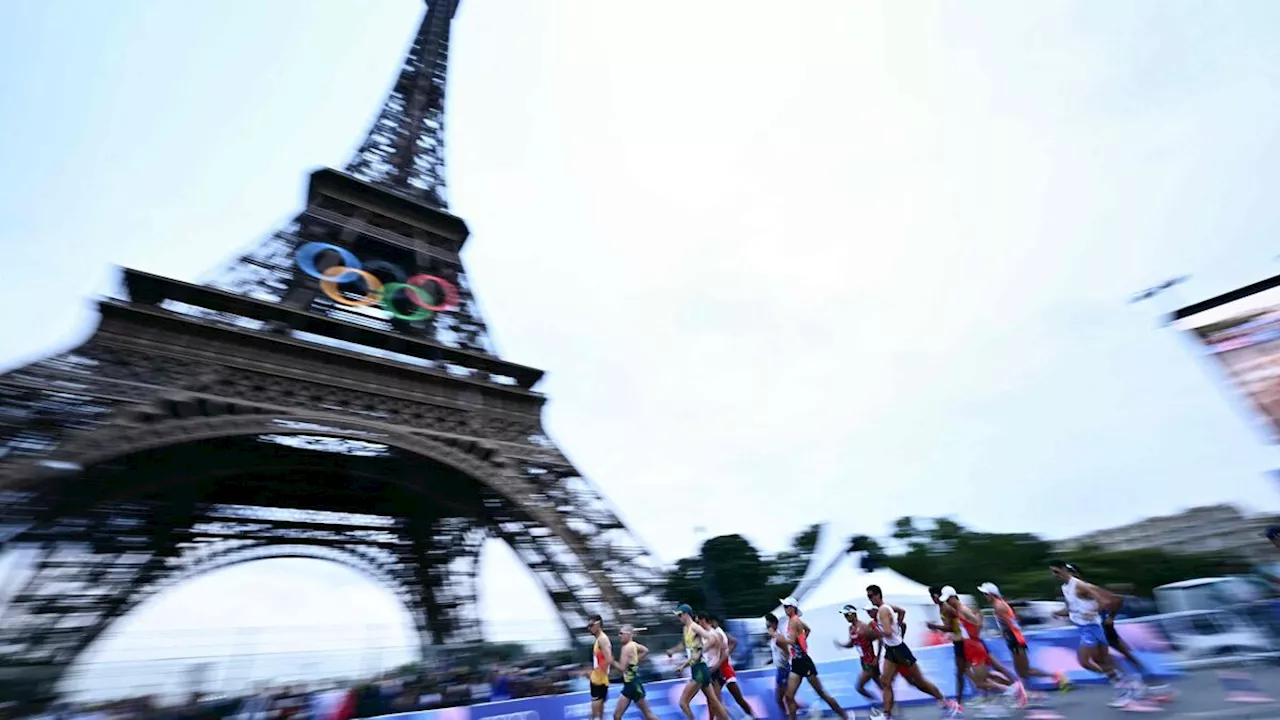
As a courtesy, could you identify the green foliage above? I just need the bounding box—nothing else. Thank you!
[879,515,1247,600]
[662,524,822,617]
[662,516,1251,615]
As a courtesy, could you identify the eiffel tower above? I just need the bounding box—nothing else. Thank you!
[0,0,663,702]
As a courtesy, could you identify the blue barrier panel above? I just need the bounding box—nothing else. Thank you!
[375,620,1183,720]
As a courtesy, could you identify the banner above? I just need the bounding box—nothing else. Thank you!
[1171,280,1280,443]
[375,620,1181,720]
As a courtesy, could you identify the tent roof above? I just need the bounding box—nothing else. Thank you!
[795,550,934,610]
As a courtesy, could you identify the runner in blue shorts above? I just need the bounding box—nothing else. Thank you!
[764,612,796,718]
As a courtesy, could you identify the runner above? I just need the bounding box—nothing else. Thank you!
[778,596,848,720]
[763,613,797,718]
[587,614,612,720]
[977,582,1067,691]
[867,585,960,719]
[928,585,970,707]
[667,603,730,720]
[942,587,1026,712]
[1072,570,1170,699]
[1048,561,1137,709]
[707,615,757,719]
[833,603,883,715]
[612,624,658,720]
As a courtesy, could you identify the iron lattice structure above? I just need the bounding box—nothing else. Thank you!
[0,0,663,703]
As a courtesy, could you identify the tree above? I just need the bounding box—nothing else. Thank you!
[662,524,824,617]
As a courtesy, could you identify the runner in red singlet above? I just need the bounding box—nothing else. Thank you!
[978,582,1066,691]
[834,604,883,712]
[942,587,1026,709]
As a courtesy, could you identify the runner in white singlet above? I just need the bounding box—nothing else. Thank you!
[1050,561,1135,709]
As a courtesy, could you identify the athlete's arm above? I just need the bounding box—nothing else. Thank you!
[725,632,738,655]
[636,643,649,662]
[1077,580,1122,612]
[892,604,908,633]
[834,631,854,649]
[612,642,632,674]
[771,628,791,652]
[877,604,895,630]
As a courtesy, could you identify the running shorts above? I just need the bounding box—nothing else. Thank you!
[719,659,738,684]
[963,638,990,667]
[622,679,645,701]
[590,682,608,701]
[690,661,712,688]
[775,664,791,686]
[884,643,917,668]
[789,655,818,678]
[1004,630,1028,653]
[1077,624,1107,648]
[861,661,881,678]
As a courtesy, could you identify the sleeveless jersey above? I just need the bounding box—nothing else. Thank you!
[1061,577,1100,626]
[942,607,964,642]
[703,627,725,668]
[683,624,703,660]
[958,609,983,640]
[851,625,876,665]
[620,641,639,683]
[590,634,609,685]
[788,617,811,659]
[770,630,789,667]
[878,606,904,647]
[992,598,1025,643]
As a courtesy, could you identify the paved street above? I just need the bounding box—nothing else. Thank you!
[882,667,1280,720]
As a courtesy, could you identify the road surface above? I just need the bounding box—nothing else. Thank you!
[883,666,1280,719]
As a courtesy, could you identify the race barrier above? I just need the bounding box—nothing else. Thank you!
[373,620,1182,720]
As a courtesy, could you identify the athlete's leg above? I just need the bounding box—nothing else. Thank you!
[952,644,967,706]
[774,677,788,717]
[613,696,632,720]
[700,683,731,720]
[1108,630,1151,679]
[905,666,947,701]
[591,695,605,720]
[679,681,700,720]
[1011,648,1053,680]
[985,654,1018,686]
[725,681,754,718]
[784,673,803,720]
[856,670,881,703]
[880,661,900,717]
[804,675,849,720]
[634,698,659,720]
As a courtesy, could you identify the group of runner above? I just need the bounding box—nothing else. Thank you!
[586,561,1171,720]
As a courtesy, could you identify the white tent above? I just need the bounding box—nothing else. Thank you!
[772,548,973,664]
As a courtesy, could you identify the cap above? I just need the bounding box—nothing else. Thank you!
[840,604,858,615]
[620,624,645,634]
[863,603,877,613]
[1266,525,1280,541]
[939,586,958,602]
[673,603,693,616]
[977,582,1000,597]
[779,596,800,608]
[587,614,603,625]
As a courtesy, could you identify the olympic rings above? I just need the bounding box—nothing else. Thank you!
[296,242,460,319]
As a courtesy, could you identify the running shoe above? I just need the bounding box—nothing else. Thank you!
[1054,671,1070,692]
[942,699,964,718]
[1108,681,1133,708]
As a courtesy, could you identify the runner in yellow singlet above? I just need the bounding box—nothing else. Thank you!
[666,603,729,720]
[587,614,613,720]
[612,624,658,720]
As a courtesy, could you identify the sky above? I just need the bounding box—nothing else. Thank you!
[4,0,1280,701]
